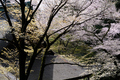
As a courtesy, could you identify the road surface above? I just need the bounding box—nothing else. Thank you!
[28,55,86,80]
[0,55,86,80]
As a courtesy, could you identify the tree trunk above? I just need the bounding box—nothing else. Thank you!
[19,51,27,80]
[38,46,50,80]
[26,53,37,79]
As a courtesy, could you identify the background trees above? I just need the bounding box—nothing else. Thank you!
[0,0,118,80]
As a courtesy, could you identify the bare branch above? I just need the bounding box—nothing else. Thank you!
[83,28,103,43]
[101,23,111,41]
[48,21,74,37]
[0,1,18,47]
[28,0,43,23]
[26,0,33,20]
[74,9,106,26]
[76,0,93,17]
[36,48,43,56]
[35,0,67,50]
[15,0,20,4]
[52,0,68,16]
[0,0,12,27]
[50,21,74,45]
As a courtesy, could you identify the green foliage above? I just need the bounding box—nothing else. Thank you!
[52,38,92,59]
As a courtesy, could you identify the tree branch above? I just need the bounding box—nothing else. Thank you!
[26,0,33,20]
[101,23,111,41]
[25,48,43,79]
[35,0,67,50]
[28,0,43,23]
[83,28,103,43]
[74,6,107,26]
[0,0,12,27]
[52,0,68,16]
[0,1,18,48]
[15,0,20,4]
[50,21,74,45]
[37,48,43,56]
[76,0,93,17]
[36,0,68,48]
[48,21,74,37]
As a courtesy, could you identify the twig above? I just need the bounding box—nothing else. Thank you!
[15,0,20,4]
[28,0,43,23]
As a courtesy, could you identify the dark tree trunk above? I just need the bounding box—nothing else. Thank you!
[19,51,27,80]
[38,46,50,80]
[26,53,37,79]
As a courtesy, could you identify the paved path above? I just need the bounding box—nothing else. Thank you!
[0,55,86,80]
[28,55,86,80]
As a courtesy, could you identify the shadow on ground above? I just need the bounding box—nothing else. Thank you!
[28,55,56,80]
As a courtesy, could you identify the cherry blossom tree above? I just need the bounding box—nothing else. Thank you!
[0,0,111,80]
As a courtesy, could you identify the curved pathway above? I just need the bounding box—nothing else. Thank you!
[28,55,86,80]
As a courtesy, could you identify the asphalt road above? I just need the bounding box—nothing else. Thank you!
[0,55,86,80]
[28,55,86,80]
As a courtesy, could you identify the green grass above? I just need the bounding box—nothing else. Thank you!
[48,33,97,64]
[51,38,95,59]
